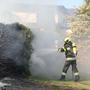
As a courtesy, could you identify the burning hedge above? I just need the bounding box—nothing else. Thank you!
[0,23,33,78]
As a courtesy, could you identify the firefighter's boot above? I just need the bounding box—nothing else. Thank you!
[60,75,65,81]
[75,75,80,82]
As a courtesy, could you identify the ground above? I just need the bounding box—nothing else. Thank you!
[1,77,90,90]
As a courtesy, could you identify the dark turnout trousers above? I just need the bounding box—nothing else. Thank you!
[60,60,80,81]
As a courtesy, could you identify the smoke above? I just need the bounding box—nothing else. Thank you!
[30,28,67,79]
[0,0,60,6]
[0,1,89,80]
[76,46,90,80]
[30,28,90,80]
[29,26,90,80]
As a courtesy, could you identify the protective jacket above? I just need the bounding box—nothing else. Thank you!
[61,41,77,61]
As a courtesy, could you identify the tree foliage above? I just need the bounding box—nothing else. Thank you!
[69,0,90,66]
[69,0,90,42]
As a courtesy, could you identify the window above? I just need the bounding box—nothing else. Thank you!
[14,12,37,23]
[55,14,59,24]
[40,28,45,31]
[28,13,37,23]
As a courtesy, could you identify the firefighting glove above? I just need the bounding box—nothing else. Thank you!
[61,48,64,52]
[58,48,61,52]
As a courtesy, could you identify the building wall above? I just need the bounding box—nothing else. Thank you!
[26,5,58,31]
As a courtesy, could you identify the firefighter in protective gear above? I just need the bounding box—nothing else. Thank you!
[59,37,80,81]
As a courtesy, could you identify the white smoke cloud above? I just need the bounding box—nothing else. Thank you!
[0,0,58,6]
[29,27,66,79]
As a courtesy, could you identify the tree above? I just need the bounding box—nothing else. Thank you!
[69,1,90,78]
[69,0,90,43]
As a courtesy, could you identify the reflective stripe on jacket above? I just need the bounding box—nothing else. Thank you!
[66,57,76,61]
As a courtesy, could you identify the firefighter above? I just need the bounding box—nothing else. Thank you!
[58,37,80,81]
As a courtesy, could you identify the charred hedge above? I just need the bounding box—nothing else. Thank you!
[0,23,33,78]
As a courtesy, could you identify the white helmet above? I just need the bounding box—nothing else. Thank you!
[64,37,71,42]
